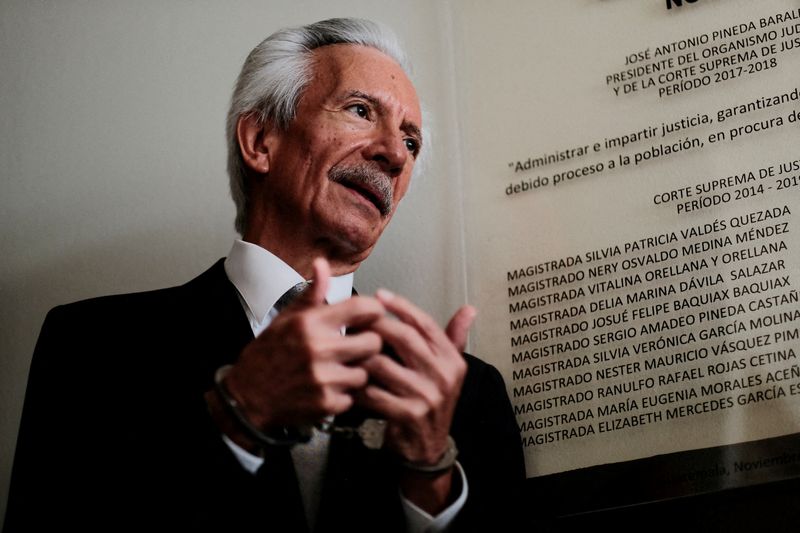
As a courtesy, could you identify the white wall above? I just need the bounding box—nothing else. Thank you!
[0,0,465,521]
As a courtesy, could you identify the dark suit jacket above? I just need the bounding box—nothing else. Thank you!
[5,260,525,532]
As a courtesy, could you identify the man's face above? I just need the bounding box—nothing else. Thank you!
[259,44,422,264]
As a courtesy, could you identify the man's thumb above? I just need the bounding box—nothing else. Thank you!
[445,305,477,353]
[303,257,331,306]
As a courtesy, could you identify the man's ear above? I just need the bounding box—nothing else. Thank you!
[236,114,276,174]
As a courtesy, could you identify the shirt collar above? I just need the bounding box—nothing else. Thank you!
[224,240,354,324]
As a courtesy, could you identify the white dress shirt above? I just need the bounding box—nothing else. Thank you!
[222,240,467,532]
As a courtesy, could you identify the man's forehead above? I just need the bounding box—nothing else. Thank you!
[309,44,422,123]
[311,43,405,78]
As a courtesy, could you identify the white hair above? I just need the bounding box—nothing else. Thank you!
[226,18,418,235]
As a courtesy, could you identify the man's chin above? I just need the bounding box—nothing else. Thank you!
[324,214,386,259]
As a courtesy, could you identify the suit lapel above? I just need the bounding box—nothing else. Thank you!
[181,260,318,529]
[179,259,255,389]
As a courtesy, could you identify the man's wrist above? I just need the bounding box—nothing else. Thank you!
[401,462,468,532]
[400,436,458,476]
[204,387,261,454]
[399,462,457,517]
[213,365,311,448]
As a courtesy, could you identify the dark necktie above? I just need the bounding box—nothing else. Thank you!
[257,444,309,532]
[255,281,313,532]
[274,281,312,313]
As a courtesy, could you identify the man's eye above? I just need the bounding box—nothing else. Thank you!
[404,138,420,155]
[346,103,369,119]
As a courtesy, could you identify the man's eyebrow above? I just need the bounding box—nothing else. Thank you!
[346,90,380,109]
[345,90,423,143]
[403,122,422,144]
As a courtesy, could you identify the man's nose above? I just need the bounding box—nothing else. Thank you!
[362,126,409,177]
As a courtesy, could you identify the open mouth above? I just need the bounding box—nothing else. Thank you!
[329,165,393,217]
[340,180,386,213]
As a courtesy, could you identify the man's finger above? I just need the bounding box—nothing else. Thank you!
[376,289,472,355]
[445,305,477,353]
[315,296,386,329]
[375,289,443,344]
[308,256,330,305]
[355,383,407,421]
[315,361,370,390]
[327,331,384,363]
[361,354,427,396]
[289,256,331,309]
[367,316,430,370]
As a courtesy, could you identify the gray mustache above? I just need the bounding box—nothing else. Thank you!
[328,164,393,216]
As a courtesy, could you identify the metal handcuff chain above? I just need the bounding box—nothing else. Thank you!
[214,365,459,473]
[214,364,388,449]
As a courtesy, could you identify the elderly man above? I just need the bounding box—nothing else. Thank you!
[5,18,523,532]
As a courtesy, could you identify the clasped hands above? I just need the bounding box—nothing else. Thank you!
[216,258,475,479]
